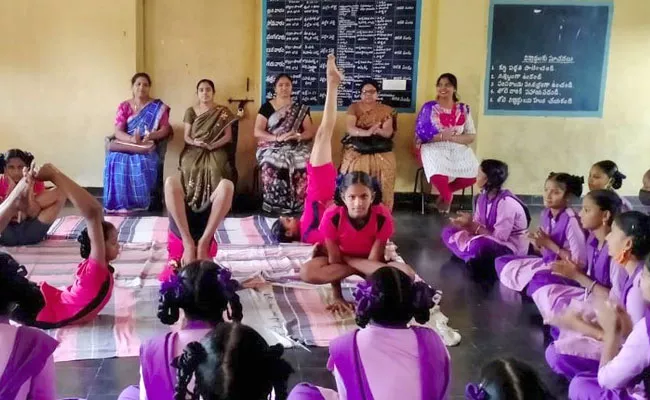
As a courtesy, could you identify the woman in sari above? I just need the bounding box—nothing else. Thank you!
[157,79,237,278]
[340,79,397,210]
[254,73,314,214]
[103,72,171,213]
[415,73,478,214]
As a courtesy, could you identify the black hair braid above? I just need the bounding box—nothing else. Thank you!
[355,311,372,329]
[227,292,244,322]
[266,344,294,400]
[0,153,5,173]
[77,228,92,259]
[172,341,206,400]
[157,290,181,325]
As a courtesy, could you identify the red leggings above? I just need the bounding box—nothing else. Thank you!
[430,175,476,204]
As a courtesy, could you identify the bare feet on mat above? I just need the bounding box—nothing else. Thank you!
[326,54,343,85]
[327,296,354,314]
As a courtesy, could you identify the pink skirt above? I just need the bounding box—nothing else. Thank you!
[158,231,218,281]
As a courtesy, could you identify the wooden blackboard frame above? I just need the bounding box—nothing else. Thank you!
[260,0,423,112]
[484,0,614,117]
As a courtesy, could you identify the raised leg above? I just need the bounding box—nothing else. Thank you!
[164,174,195,266]
[35,187,66,225]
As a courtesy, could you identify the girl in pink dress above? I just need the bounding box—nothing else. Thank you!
[174,322,294,400]
[568,256,650,399]
[289,266,451,400]
[464,358,556,400]
[532,190,622,326]
[0,252,59,400]
[300,171,415,312]
[12,164,119,329]
[495,172,587,296]
[0,149,66,246]
[442,159,530,273]
[273,55,342,245]
[119,260,243,400]
[587,160,632,211]
[545,211,650,380]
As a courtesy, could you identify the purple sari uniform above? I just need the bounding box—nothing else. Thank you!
[442,189,529,263]
[546,262,646,380]
[532,234,613,323]
[118,332,177,400]
[289,326,450,400]
[495,207,586,294]
[568,308,650,400]
[0,323,59,400]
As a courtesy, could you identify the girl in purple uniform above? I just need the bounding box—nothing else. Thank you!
[545,211,650,380]
[174,322,294,400]
[568,254,650,400]
[496,172,586,295]
[118,260,242,400]
[442,159,530,271]
[532,190,622,324]
[588,160,633,211]
[289,266,451,400]
[0,252,59,400]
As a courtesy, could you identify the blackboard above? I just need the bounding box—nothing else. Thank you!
[484,0,613,117]
[262,0,421,111]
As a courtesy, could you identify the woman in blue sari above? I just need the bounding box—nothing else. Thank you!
[103,73,171,212]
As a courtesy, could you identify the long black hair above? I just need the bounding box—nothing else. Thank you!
[334,171,383,206]
[77,221,115,259]
[158,260,243,326]
[547,172,584,199]
[0,149,34,173]
[477,358,556,400]
[173,322,294,400]
[614,211,650,259]
[356,266,435,328]
[271,219,292,244]
[436,73,459,102]
[593,160,626,190]
[585,189,623,226]
[480,159,509,193]
[0,252,45,323]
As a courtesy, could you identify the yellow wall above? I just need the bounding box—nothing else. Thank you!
[1,0,648,195]
[0,0,138,187]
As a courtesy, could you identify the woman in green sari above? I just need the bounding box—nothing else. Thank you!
[180,79,238,212]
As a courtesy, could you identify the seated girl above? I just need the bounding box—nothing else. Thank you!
[532,190,622,324]
[587,160,632,211]
[464,358,556,400]
[174,322,294,400]
[495,172,586,295]
[0,149,65,246]
[442,159,530,270]
[289,266,450,400]
[545,211,650,380]
[640,168,650,207]
[118,260,242,400]
[0,252,59,400]
[159,174,234,280]
[273,54,341,244]
[12,163,119,329]
[301,172,415,312]
[567,268,650,400]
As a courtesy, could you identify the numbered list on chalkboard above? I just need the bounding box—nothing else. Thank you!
[263,0,420,110]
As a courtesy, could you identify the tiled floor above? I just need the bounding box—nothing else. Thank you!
[55,208,570,399]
